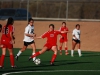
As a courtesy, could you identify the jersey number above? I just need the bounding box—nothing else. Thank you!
[31,29,34,34]
[3,27,9,34]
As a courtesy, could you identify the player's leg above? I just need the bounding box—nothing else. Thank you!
[59,42,63,55]
[64,41,69,55]
[8,48,16,68]
[71,40,77,57]
[77,42,82,57]
[50,46,58,65]
[15,42,27,60]
[29,46,48,60]
[30,43,36,61]
[0,48,6,68]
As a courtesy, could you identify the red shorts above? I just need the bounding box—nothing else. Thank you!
[1,40,13,49]
[59,37,68,43]
[44,43,56,50]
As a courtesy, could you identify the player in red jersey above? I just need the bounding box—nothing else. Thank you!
[0,17,16,68]
[29,24,66,65]
[59,22,69,55]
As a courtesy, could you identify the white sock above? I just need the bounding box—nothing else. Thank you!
[71,50,74,56]
[32,53,36,61]
[17,51,22,56]
[78,49,82,56]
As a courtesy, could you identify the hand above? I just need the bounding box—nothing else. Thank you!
[33,34,36,37]
[11,40,15,44]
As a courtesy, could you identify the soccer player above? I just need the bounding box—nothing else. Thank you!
[71,24,82,57]
[15,18,36,61]
[59,22,69,55]
[29,24,66,65]
[0,17,16,68]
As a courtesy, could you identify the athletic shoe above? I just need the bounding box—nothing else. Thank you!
[11,65,17,69]
[29,57,32,61]
[15,56,18,61]
[65,52,69,55]
[50,63,55,66]
[0,66,4,69]
[60,52,62,55]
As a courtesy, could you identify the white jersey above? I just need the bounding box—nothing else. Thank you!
[23,24,34,42]
[72,29,80,40]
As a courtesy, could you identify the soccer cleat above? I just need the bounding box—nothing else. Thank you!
[15,56,19,61]
[11,65,17,69]
[50,63,55,66]
[71,54,74,57]
[65,52,69,55]
[60,52,62,55]
[0,66,4,69]
[29,57,32,61]
[79,54,82,57]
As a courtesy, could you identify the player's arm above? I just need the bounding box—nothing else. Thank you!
[36,32,48,39]
[73,35,77,40]
[25,33,36,37]
[72,30,77,40]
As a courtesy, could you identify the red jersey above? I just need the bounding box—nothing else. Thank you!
[59,26,69,38]
[41,30,61,45]
[1,25,14,41]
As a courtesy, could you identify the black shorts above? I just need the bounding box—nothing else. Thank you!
[24,41,35,46]
[72,39,80,44]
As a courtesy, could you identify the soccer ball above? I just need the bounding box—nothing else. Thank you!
[34,58,41,65]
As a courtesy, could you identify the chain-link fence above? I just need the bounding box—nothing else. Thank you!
[0,0,100,21]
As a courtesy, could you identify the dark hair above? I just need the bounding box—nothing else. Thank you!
[62,22,66,25]
[76,24,80,28]
[0,24,2,32]
[49,24,55,29]
[5,17,14,34]
[28,18,34,22]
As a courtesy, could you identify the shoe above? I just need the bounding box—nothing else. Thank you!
[0,66,4,69]
[29,57,32,61]
[71,54,74,57]
[79,54,82,57]
[15,56,18,61]
[65,52,69,55]
[60,52,62,55]
[11,65,17,69]
[50,63,55,66]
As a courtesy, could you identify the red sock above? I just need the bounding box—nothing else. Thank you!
[31,52,40,58]
[10,55,15,67]
[51,54,57,63]
[65,47,68,52]
[59,46,62,50]
[0,55,5,67]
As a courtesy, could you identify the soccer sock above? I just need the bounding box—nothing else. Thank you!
[0,55,5,67]
[31,52,40,58]
[71,50,74,56]
[17,51,22,56]
[59,46,62,51]
[10,55,15,67]
[51,54,57,64]
[78,49,81,56]
[32,53,36,61]
[65,47,68,53]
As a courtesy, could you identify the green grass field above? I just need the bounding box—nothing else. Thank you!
[1,48,100,75]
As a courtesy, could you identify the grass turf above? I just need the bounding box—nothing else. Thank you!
[0,48,100,75]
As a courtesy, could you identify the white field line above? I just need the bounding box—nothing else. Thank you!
[2,70,100,75]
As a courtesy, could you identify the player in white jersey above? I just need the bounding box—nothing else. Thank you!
[71,24,82,57]
[15,18,36,61]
